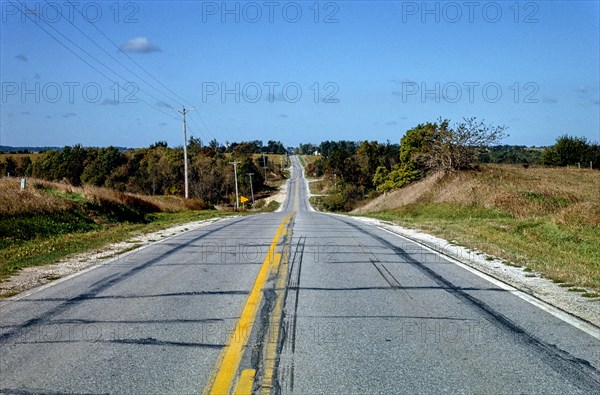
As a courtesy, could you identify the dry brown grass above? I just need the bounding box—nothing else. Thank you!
[0,177,208,217]
[355,165,600,226]
[0,153,43,161]
[357,164,600,291]
[0,178,73,216]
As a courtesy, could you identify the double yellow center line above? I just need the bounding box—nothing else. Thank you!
[204,214,292,395]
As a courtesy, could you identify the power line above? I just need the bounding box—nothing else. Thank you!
[187,112,212,143]
[63,0,222,143]
[10,0,179,121]
[29,0,175,110]
[177,106,193,199]
[66,0,193,108]
[63,0,186,108]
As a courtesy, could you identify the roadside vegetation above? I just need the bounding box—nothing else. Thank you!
[0,140,291,284]
[0,177,236,281]
[357,165,600,293]
[0,139,289,208]
[299,120,600,293]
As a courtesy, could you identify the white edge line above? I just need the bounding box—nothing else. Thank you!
[5,216,236,302]
[335,213,600,340]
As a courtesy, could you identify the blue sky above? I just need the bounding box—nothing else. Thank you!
[1,0,599,148]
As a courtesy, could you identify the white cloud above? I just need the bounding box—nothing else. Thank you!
[120,37,161,53]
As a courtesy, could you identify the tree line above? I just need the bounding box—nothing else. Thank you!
[0,139,288,206]
[301,119,598,211]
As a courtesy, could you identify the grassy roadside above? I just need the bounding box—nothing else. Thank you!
[361,204,600,295]
[0,178,238,282]
[298,155,320,168]
[351,165,600,295]
[0,210,231,281]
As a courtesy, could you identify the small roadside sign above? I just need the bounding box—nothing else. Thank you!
[240,196,249,203]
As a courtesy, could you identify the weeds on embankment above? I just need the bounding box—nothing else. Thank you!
[0,178,228,280]
[356,165,600,292]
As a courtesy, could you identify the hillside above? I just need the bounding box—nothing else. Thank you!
[354,165,600,292]
[0,178,222,282]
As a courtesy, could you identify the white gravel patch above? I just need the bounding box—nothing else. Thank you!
[349,216,600,329]
[263,166,292,212]
[0,216,232,298]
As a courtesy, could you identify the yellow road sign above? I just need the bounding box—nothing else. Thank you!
[240,196,249,203]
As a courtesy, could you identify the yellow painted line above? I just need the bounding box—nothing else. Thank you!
[260,224,292,394]
[233,369,255,395]
[204,215,291,395]
[270,253,282,276]
[293,169,300,212]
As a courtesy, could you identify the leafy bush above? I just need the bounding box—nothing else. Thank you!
[541,135,600,167]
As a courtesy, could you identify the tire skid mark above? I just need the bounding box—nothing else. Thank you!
[0,217,250,344]
[279,234,306,394]
[331,215,600,393]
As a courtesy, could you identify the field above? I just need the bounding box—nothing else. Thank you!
[353,165,600,293]
[0,178,231,281]
[298,155,320,168]
[0,152,43,161]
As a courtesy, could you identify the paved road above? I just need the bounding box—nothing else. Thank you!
[1,156,599,394]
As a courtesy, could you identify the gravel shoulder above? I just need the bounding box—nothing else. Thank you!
[1,174,291,299]
[0,216,231,299]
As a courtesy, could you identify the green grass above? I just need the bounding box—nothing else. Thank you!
[43,187,87,205]
[298,155,320,168]
[0,211,99,249]
[361,203,600,292]
[264,201,281,212]
[582,292,600,298]
[309,196,326,211]
[0,210,230,281]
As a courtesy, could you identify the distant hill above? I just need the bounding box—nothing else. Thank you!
[0,146,129,153]
[0,146,61,153]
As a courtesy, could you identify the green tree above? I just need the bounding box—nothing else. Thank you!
[425,118,507,172]
[81,147,126,187]
[1,156,17,177]
[32,145,89,185]
[541,135,593,166]
[19,156,33,176]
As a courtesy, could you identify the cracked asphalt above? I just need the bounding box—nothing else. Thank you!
[1,156,599,394]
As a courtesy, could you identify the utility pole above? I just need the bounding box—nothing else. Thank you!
[230,161,240,210]
[247,173,255,204]
[177,106,194,199]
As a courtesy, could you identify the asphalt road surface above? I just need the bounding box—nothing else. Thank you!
[1,156,599,394]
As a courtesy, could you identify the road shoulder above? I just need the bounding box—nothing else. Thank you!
[0,216,233,299]
[340,214,600,330]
